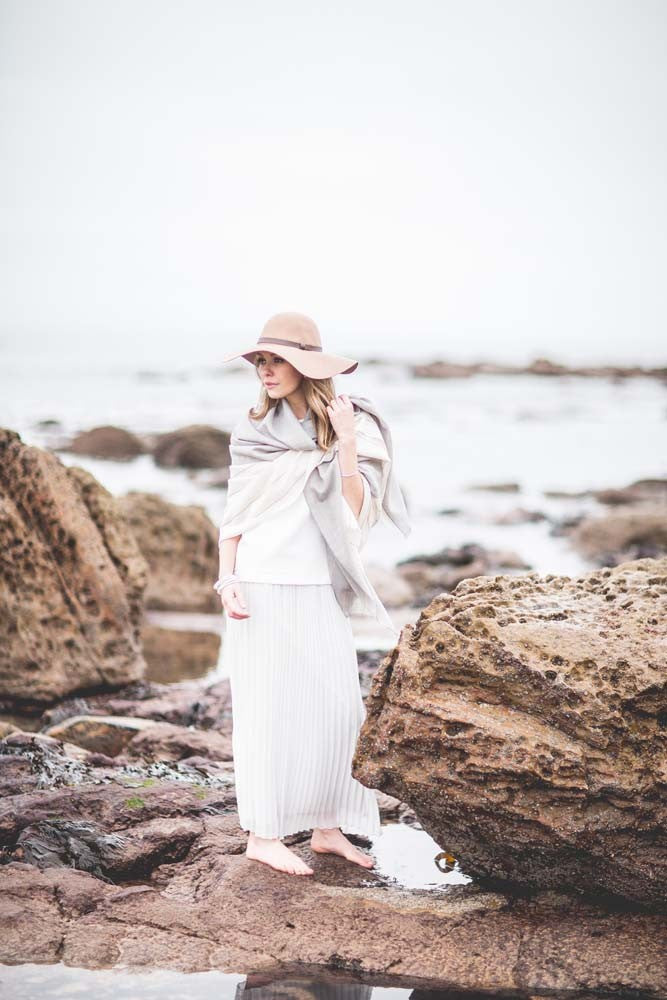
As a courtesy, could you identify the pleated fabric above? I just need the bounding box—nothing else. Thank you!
[224,581,382,840]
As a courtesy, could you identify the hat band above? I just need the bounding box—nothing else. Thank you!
[257,336,323,352]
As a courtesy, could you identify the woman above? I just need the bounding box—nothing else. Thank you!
[216,312,411,877]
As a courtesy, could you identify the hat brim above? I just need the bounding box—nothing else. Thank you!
[220,342,358,378]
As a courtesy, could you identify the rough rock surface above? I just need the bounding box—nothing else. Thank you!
[0,429,148,710]
[0,732,665,995]
[117,492,220,612]
[354,556,667,907]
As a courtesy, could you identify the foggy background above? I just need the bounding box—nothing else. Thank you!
[2,0,666,368]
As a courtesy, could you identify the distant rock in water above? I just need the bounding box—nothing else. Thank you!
[466,481,521,493]
[396,542,530,606]
[118,492,220,612]
[411,357,667,380]
[591,477,667,507]
[0,429,148,711]
[568,505,667,565]
[353,556,667,907]
[61,425,146,461]
[151,424,231,469]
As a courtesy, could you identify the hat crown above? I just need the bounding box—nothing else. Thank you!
[259,312,321,350]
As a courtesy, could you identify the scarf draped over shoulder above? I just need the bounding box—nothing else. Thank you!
[218,393,411,637]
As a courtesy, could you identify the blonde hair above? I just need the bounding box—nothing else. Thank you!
[247,358,337,451]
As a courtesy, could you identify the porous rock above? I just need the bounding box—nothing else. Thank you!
[0,429,148,710]
[353,556,667,907]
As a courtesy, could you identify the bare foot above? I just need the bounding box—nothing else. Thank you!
[310,827,375,868]
[245,834,314,875]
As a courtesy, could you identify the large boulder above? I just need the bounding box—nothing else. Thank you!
[0,430,148,710]
[353,557,667,907]
[118,492,220,612]
[62,425,146,461]
[151,424,231,470]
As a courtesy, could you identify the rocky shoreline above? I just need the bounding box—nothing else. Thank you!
[1,427,666,994]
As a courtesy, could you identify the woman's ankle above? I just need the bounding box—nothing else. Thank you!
[248,832,281,843]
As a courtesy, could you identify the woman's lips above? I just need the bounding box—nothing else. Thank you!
[265,382,278,387]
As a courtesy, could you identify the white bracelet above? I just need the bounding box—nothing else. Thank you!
[340,470,360,477]
[213,573,239,595]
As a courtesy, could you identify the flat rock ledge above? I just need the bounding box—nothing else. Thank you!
[2,860,666,996]
[1,730,666,996]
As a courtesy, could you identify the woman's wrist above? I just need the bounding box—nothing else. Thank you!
[213,572,239,595]
[338,436,359,476]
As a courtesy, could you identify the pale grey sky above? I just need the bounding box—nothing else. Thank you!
[1,0,666,365]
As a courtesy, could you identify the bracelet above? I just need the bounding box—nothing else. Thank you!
[213,573,239,595]
[340,470,360,478]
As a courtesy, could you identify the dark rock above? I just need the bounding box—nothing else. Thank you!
[151,424,231,470]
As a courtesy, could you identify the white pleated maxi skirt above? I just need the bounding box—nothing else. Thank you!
[224,581,382,840]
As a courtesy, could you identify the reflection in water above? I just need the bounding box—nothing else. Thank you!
[369,822,472,890]
[236,974,373,998]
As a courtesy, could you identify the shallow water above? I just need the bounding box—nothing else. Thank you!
[0,962,457,998]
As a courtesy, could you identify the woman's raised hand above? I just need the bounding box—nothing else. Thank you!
[326,394,356,441]
[221,583,251,619]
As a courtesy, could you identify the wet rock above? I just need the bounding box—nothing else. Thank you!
[63,426,146,461]
[1,861,666,994]
[492,507,548,525]
[44,715,159,756]
[0,430,148,711]
[0,722,665,993]
[117,492,220,612]
[592,478,667,506]
[354,556,667,907]
[544,488,592,499]
[120,720,233,763]
[14,819,129,879]
[42,712,233,764]
[396,543,530,606]
[39,677,233,732]
[151,424,231,469]
[569,505,667,565]
[466,481,521,493]
[412,361,477,378]
[141,624,220,682]
[411,357,667,381]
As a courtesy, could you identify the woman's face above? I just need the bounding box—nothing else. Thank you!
[253,351,303,398]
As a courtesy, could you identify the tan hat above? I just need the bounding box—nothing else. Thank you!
[220,312,358,379]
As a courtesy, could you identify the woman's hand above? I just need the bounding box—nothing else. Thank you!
[220,583,251,619]
[326,394,356,441]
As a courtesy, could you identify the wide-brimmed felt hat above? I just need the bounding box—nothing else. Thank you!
[220,312,358,379]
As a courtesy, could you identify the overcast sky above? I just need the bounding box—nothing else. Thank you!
[1,0,666,365]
